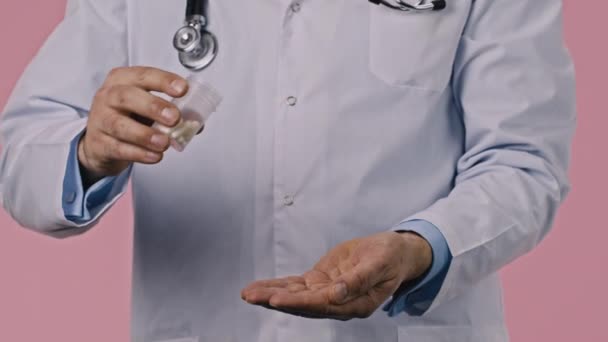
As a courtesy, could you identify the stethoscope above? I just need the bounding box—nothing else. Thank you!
[173,0,218,71]
[369,0,446,11]
[173,0,446,70]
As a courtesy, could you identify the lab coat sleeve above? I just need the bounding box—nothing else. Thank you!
[401,0,576,313]
[62,132,132,225]
[0,0,129,237]
[383,220,452,316]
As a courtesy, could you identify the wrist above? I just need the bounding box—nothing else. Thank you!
[77,134,105,186]
[395,231,433,284]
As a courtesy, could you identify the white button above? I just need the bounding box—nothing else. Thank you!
[283,195,295,206]
[291,2,302,12]
[286,96,297,106]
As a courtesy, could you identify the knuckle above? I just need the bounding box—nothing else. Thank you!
[104,85,118,101]
[144,151,162,164]
[86,131,100,145]
[102,139,116,159]
[148,100,163,117]
[108,85,128,106]
[136,129,153,146]
[108,67,125,79]
[113,141,128,160]
[91,108,111,127]
[116,118,129,136]
[164,74,178,86]
[133,150,146,163]
[135,67,152,83]
[103,115,122,136]
[94,86,110,102]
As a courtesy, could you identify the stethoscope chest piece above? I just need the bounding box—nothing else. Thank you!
[174,1,218,71]
[174,25,218,71]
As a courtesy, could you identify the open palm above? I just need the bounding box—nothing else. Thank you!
[241,232,431,320]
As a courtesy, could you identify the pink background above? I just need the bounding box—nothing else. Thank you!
[0,1,606,341]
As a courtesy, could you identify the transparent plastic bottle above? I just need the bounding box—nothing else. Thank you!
[153,76,223,152]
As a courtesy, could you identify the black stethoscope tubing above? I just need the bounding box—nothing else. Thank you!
[186,0,207,18]
[369,0,446,11]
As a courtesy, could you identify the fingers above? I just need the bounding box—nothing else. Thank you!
[267,288,378,320]
[106,66,188,98]
[241,277,304,302]
[80,66,188,177]
[244,276,305,290]
[94,133,163,164]
[97,112,170,152]
[268,288,330,313]
[102,85,180,127]
[243,287,286,305]
[243,278,292,291]
[242,286,380,320]
[243,284,309,305]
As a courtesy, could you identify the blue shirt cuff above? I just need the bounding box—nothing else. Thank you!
[383,219,452,317]
[62,133,129,223]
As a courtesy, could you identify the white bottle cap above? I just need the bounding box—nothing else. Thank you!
[174,79,223,124]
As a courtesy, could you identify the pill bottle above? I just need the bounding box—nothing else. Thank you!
[153,77,222,152]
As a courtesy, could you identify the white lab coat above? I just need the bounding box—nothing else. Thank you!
[0,0,575,341]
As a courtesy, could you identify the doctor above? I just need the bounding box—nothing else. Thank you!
[0,0,575,341]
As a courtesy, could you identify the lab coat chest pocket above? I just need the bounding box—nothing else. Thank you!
[368,3,468,91]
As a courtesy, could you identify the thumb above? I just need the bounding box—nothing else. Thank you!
[329,263,378,305]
